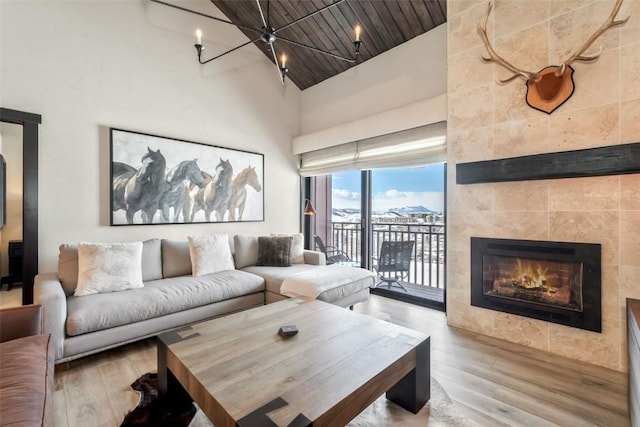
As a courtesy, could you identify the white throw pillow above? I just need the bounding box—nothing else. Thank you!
[188,234,235,276]
[271,233,304,264]
[75,242,144,296]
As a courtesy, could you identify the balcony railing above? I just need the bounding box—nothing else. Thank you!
[330,221,446,289]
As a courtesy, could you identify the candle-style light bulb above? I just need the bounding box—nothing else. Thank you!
[354,24,361,42]
[281,53,287,68]
[196,29,202,45]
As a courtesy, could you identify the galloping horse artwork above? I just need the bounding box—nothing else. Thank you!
[110,128,263,225]
[228,166,262,221]
[112,147,166,224]
[158,159,206,222]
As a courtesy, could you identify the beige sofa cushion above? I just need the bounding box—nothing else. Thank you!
[65,270,265,336]
[161,239,192,278]
[242,264,317,294]
[234,235,259,269]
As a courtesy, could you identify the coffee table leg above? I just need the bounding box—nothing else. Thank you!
[157,338,191,402]
[386,337,430,413]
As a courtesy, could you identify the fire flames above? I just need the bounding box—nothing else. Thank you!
[511,258,548,289]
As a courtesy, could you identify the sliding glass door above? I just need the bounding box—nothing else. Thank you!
[314,163,446,308]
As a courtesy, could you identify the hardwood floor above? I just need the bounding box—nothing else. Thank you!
[53,295,629,426]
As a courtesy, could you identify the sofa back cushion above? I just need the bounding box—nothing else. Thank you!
[234,235,259,269]
[58,244,80,296]
[58,239,162,295]
[162,239,192,278]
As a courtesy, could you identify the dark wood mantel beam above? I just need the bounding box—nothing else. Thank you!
[456,142,640,185]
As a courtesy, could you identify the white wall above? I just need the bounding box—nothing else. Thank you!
[0,0,302,273]
[300,23,447,135]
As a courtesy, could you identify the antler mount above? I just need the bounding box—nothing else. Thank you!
[477,0,630,114]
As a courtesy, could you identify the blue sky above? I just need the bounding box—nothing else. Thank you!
[332,163,445,212]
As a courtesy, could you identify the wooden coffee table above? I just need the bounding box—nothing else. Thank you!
[157,299,430,426]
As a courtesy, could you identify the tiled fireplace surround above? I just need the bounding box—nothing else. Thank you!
[446,0,640,372]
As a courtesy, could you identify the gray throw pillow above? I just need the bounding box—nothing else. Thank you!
[257,236,293,267]
[162,239,192,278]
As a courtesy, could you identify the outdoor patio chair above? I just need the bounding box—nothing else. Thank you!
[314,235,351,265]
[373,240,415,292]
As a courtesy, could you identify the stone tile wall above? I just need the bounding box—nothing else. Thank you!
[447,0,640,371]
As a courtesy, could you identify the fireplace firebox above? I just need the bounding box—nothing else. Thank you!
[471,237,601,332]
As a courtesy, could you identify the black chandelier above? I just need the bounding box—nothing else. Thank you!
[151,0,363,84]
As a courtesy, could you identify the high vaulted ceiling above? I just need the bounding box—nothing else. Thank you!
[210,0,447,90]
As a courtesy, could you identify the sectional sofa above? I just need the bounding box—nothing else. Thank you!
[34,235,375,364]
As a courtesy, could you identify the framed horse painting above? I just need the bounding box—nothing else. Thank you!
[110,128,264,225]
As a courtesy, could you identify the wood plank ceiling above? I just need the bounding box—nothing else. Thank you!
[210,0,447,90]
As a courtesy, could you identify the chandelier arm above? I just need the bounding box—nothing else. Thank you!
[268,42,286,85]
[277,35,357,63]
[274,0,346,33]
[198,38,261,64]
[255,0,268,29]
[151,0,262,35]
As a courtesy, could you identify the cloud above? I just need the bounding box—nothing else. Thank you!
[382,189,406,199]
[333,188,360,200]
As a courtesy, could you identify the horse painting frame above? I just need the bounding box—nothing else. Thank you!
[110,128,264,226]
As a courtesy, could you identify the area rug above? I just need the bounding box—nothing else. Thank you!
[123,373,478,427]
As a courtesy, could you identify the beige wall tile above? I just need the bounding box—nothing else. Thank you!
[493,116,550,157]
[620,0,640,47]
[448,126,494,163]
[557,49,620,111]
[449,46,495,93]
[495,22,549,77]
[494,181,548,211]
[447,211,495,253]
[548,317,620,370]
[620,99,640,143]
[621,174,640,210]
[493,79,545,124]
[448,4,491,55]
[446,249,470,291]
[448,0,480,19]
[449,84,494,130]
[549,211,619,264]
[620,265,640,299]
[602,263,620,322]
[447,289,494,334]
[621,42,640,102]
[492,312,549,351]
[550,1,620,62]
[548,103,620,150]
[493,211,549,240]
[448,183,494,212]
[620,211,640,266]
[494,0,549,38]
[548,176,619,211]
[550,0,595,18]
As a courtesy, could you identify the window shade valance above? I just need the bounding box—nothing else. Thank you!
[299,121,446,176]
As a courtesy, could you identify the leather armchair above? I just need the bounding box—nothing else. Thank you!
[0,304,54,427]
[0,304,43,342]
